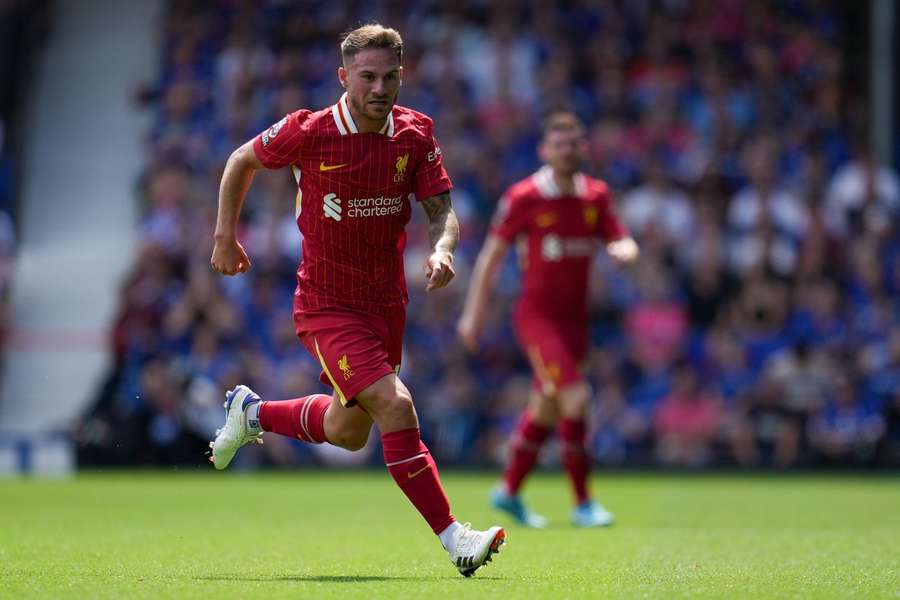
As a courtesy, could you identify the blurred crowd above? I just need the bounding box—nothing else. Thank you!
[77,0,900,470]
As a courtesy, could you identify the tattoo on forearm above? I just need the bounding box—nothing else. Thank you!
[422,192,459,254]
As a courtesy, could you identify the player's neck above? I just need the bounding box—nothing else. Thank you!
[551,168,577,196]
[347,103,388,134]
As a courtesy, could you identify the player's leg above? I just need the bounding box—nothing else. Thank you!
[256,390,374,450]
[355,373,505,576]
[557,380,614,527]
[491,388,555,528]
[210,385,374,469]
[508,388,559,496]
[556,380,592,504]
[321,393,373,451]
[490,315,562,527]
[210,309,384,469]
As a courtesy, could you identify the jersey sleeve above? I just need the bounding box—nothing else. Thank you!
[489,190,529,242]
[412,119,452,201]
[252,110,311,169]
[596,184,628,242]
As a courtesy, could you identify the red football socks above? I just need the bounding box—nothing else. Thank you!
[258,394,331,444]
[559,418,590,504]
[502,412,552,495]
[382,428,455,535]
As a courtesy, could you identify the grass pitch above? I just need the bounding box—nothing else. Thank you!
[1,471,898,599]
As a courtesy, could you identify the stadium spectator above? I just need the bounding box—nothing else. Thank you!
[824,140,900,242]
[620,155,695,256]
[727,137,810,277]
[653,361,723,467]
[808,373,886,466]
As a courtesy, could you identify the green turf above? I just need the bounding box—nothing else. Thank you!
[1,471,898,599]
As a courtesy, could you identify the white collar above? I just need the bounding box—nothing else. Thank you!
[331,92,394,136]
[533,165,587,199]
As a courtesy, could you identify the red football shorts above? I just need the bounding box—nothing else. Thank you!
[513,307,588,396]
[294,306,405,407]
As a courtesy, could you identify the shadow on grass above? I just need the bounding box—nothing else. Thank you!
[198,574,502,583]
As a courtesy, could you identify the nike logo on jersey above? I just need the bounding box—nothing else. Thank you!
[320,161,348,171]
[407,464,429,479]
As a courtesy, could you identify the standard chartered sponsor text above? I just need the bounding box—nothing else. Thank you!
[347,195,404,217]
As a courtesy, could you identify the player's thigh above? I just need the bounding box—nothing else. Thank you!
[295,308,398,408]
[528,388,559,426]
[556,380,591,419]
[517,320,585,399]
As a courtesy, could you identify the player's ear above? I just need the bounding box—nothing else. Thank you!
[537,140,549,163]
[398,65,403,86]
[338,66,348,89]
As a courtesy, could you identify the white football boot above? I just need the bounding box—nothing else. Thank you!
[490,485,548,529]
[209,385,263,470]
[571,500,615,527]
[447,523,506,577]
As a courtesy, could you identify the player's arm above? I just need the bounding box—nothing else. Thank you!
[421,191,459,292]
[596,187,639,265]
[211,140,265,276]
[212,111,306,276]
[457,233,509,352]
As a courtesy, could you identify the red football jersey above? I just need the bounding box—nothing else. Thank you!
[490,166,627,321]
[253,93,452,315]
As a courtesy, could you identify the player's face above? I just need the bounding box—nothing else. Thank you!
[339,48,402,127]
[539,128,588,175]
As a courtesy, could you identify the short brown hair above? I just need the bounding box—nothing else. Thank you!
[341,23,403,64]
[542,112,585,139]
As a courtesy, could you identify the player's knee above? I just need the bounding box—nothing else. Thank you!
[530,393,559,425]
[558,382,590,418]
[333,427,370,452]
[379,388,415,423]
[357,377,417,429]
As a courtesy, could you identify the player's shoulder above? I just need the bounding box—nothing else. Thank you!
[579,173,613,202]
[391,105,436,139]
[272,105,345,137]
[502,173,545,206]
[296,106,341,134]
[506,178,537,202]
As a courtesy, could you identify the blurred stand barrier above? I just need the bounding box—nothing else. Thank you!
[0,433,74,477]
[0,0,160,434]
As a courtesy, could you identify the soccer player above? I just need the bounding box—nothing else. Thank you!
[457,112,638,528]
[208,24,504,576]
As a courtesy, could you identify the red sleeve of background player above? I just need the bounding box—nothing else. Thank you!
[596,182,628,242]
[252,109,312,169]
[489,189,530,243]
[412,118,453,201]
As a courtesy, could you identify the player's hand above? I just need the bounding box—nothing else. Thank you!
[607,237,639,266]
[211,236,252,276]
[425,251,455,291]
[456,313,480,352]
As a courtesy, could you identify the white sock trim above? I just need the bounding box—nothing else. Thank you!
[384,452,428,467]
[299,397,314,442]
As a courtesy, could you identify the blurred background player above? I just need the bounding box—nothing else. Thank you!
[458,112,638,528]
[208,23,504,576]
